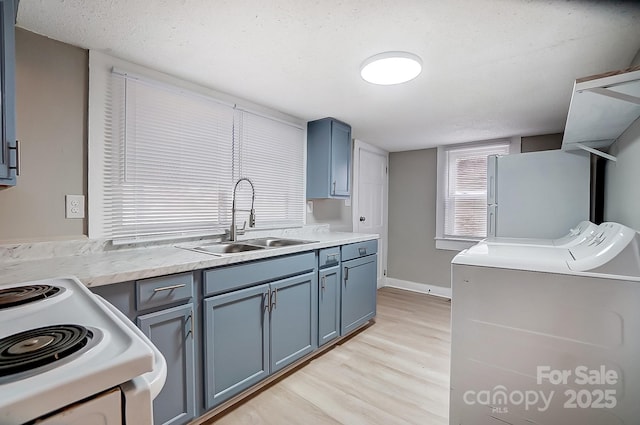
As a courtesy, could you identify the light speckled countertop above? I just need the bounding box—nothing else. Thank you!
[0,229,378,288]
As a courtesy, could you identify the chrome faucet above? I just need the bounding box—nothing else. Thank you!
[230,178,256,241]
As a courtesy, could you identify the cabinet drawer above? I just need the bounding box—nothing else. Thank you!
[204,252,316,296]
[341,240,378,261]
[136,273,194,311]
[318,247,340,268]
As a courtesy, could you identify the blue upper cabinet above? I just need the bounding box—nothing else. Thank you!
[0,0,17,186]
[306,117,352,198]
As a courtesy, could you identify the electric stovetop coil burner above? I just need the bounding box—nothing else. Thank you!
[0,285,61,309]
[0,324,93,377]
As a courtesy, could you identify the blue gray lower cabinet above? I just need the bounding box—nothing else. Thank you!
[93,241,378,422]
[341,254,378,335]
[138,305,196,425]
[269,271,318,373]
[203,271,318,409]
[91,278,197,425]
[203,284,270,410]
[318,263,341,346]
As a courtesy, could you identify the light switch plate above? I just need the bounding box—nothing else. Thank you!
[66,195,85,219]
[306,200,313,213]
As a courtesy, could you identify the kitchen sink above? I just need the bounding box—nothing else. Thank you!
[181,237,316,256]
[189,243,265,255]
[242,237,316,247]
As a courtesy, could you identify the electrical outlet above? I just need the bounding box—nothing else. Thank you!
[65,195,85,219]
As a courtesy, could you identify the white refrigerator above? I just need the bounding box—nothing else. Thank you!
[487,150,590,239]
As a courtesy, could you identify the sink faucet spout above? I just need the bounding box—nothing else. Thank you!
[230,178,256,241]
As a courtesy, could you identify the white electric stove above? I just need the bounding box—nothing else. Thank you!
[0,276,167,425]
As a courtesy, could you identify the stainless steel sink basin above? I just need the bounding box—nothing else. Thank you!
[242,237,316,247]
[190,243,265,255]
[180,237,315,256]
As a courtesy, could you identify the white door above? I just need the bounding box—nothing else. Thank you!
[352,139,388,288]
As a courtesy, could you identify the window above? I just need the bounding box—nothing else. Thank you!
[88,53,305,242]
[234,110,305,228]
[104,72,235,241]
[436,139,519,250]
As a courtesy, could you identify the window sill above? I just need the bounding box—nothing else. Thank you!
[434,237,479,251]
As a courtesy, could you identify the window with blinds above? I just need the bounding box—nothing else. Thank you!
[233,110,305,228]
[99,70,304,242]
[443,143,510,238]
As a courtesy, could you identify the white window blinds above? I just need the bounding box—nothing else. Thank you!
[234,110,305,228]
[443,143,510,238]
[97,69,305,242]
[105,72,234,241]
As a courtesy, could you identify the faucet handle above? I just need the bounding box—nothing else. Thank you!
[236,220,247,235]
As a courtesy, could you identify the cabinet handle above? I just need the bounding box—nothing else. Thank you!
[187,312,194,337]
[321,275,326,291]
[153,283,186,292]
[8,140,19,176]
[270,288,278,311]
[263,291,270,313]
[332,180,336,194]
[326,253,339,262]
[344,267,349,284]
[359,247,367,256]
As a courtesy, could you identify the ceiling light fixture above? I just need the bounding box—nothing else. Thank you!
[360,51,422,85]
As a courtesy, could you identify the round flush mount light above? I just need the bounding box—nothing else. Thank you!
[360,51,422,85]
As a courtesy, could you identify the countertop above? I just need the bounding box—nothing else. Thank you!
[0,229,378,288]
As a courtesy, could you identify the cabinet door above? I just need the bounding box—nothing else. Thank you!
[0,0,17,185]
[270,271,318,373]
[138,304,196,425]
[330,120,351,196]
[204,284,269,409]
[341,254,377,335]
[318,264,341,346]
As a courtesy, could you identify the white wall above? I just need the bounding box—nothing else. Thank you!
[305,199,352,232]
[604,117,640,230]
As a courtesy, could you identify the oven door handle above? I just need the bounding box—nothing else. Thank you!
[95,295,167,400]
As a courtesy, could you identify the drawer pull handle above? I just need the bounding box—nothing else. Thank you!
[326,253,339,260]
[153,283,186,292]
[359,247,367,255]
[344,267,349,283]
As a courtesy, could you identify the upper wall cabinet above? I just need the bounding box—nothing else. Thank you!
[306,117,352,199]
[0,0,18,186]
[562,66,640,158]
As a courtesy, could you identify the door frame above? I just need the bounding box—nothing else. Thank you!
[351,139,388,288]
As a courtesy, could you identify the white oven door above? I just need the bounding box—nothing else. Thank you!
[34,388,122,425]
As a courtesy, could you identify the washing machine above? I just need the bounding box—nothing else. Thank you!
[450,222,640,425]
[483,220,597,247]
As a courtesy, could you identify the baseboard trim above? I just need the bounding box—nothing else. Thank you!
[384,277,452,300]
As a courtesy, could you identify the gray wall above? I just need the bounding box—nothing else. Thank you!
[0,29,87,242]
[386,136,564,289]
[604,117,640,230]
[387,148,457,288]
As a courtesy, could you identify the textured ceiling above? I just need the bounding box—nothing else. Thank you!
[16,0,640,152]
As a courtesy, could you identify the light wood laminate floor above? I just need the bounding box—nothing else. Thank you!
[209,287,451,425]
